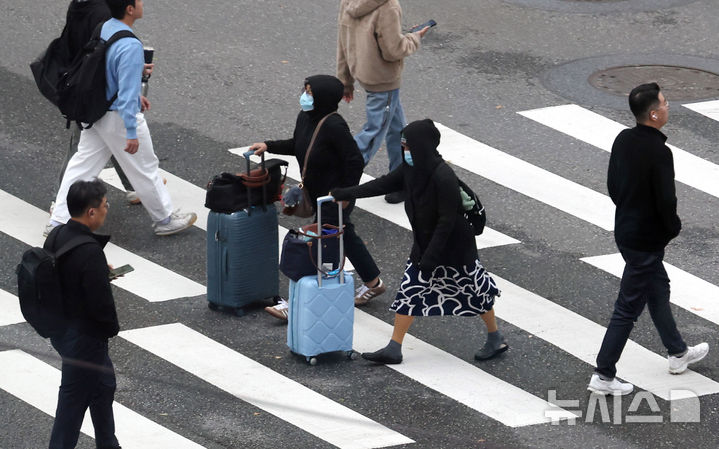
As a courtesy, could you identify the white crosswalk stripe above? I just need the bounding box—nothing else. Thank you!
[582,253,719,327]
[518,104,719,200]
[683,100,719,122]
[0,189,205,302]
[120,323,414,449]
[0,349,206,448]
[0,288,24,326]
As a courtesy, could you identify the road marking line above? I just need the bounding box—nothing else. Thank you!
[352,312,577,427]
[120,323,414,449]
[491,274,719,400]
[683,99,719,122]
[582,253,719,327]
[519,104,719,199]
[100,168,210,231]
[0,349,206,448]
[228,147,521,249]
[0,189,204,302]
[430,124,615,231]
[0,288,24,326]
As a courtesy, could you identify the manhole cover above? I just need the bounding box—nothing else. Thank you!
[589,65,719,100]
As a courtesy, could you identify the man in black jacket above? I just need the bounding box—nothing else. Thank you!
[47,179,121,449]
[588,83,709,396]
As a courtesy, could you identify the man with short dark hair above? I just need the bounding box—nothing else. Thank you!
[48,0,197,236]
[45,0,137,232]
[46,179,121,449]
[588,83,709,396]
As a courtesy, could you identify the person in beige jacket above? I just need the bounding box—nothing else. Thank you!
[337,0,430,203]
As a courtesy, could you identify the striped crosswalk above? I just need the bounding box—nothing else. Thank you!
[0,350,206,448]
[3,100,719,447]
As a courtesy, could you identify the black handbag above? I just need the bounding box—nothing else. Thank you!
[205,154,288,213]
[279,224,343,281]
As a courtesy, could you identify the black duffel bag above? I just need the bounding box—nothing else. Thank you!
[205,154,288,213]
[280,224,343,282]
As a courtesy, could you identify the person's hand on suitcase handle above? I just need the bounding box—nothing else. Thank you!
[330,189,350,209]
[249,142,268,156]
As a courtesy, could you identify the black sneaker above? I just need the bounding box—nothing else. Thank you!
[384,191,405,204]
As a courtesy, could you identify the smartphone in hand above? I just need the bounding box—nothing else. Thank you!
[109,264,134,280]
[409,19,437,33]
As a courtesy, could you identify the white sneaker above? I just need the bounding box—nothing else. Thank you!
[126,178,166,205]
[126,191,141,205]
[264,298,289,321]
[587,373,634,396]
[668,343,709,374]
[153,210,197,236]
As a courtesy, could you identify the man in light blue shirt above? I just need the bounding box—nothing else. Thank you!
[49,0,197,236]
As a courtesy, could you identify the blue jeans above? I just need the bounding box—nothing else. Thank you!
[49,328,120,449]
[595,246,687,379]
[354,89,406,172]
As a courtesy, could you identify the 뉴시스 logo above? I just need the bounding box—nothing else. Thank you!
[544,389,700,425]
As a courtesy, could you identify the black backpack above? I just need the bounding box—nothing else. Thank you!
[458,178,486,235]
[57,24,138,126]
[15,228,96,338]
[32,23,138,127]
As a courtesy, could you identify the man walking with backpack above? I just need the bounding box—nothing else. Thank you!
[47,0,197,236]
[45,179,121,449]
[34,0,138,226]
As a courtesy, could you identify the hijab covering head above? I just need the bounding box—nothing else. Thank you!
[402,119,443,172]
[304,75,344,116]
[402,119,445,200]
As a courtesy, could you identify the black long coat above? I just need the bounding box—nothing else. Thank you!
[333,119,477,270]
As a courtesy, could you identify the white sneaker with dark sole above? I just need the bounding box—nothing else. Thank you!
[153,211,197,236]
[587,374,634,396]
[668,342,709,374]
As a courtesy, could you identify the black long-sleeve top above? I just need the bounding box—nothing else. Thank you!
[607,124,681,251]
[264,75,364,207]
[333,119,477,270]
[46,220,119,339]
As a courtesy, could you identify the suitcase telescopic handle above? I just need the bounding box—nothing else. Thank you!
[243,150,267,213]
[316,195,344,287]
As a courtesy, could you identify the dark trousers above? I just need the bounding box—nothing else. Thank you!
[320,201,380,283]
[595,245,687,379]
[49,328,120,449]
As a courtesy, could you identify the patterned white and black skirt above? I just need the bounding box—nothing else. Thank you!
[390,259,500,316]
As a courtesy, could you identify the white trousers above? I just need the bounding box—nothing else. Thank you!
[51,111,173,224]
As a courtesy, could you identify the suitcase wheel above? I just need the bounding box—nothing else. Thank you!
[208,302,219,311]
[306,356,318,366]
[347,350,359,361]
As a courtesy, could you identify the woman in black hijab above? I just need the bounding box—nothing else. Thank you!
[250,75,386,320]
[332,119,508,364]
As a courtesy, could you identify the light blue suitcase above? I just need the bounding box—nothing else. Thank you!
[206,151,280,316]
[287,196,356,364]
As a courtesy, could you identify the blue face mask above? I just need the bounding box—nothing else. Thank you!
[404,150,414,166]
[299,92,314,111]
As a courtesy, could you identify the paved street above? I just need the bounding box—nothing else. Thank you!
[2,1,719,448]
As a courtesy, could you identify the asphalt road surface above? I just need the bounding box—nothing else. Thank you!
[2,1,719,448]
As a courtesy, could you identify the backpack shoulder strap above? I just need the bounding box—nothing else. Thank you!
[105,30,139,47]
[54,235,98,258]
